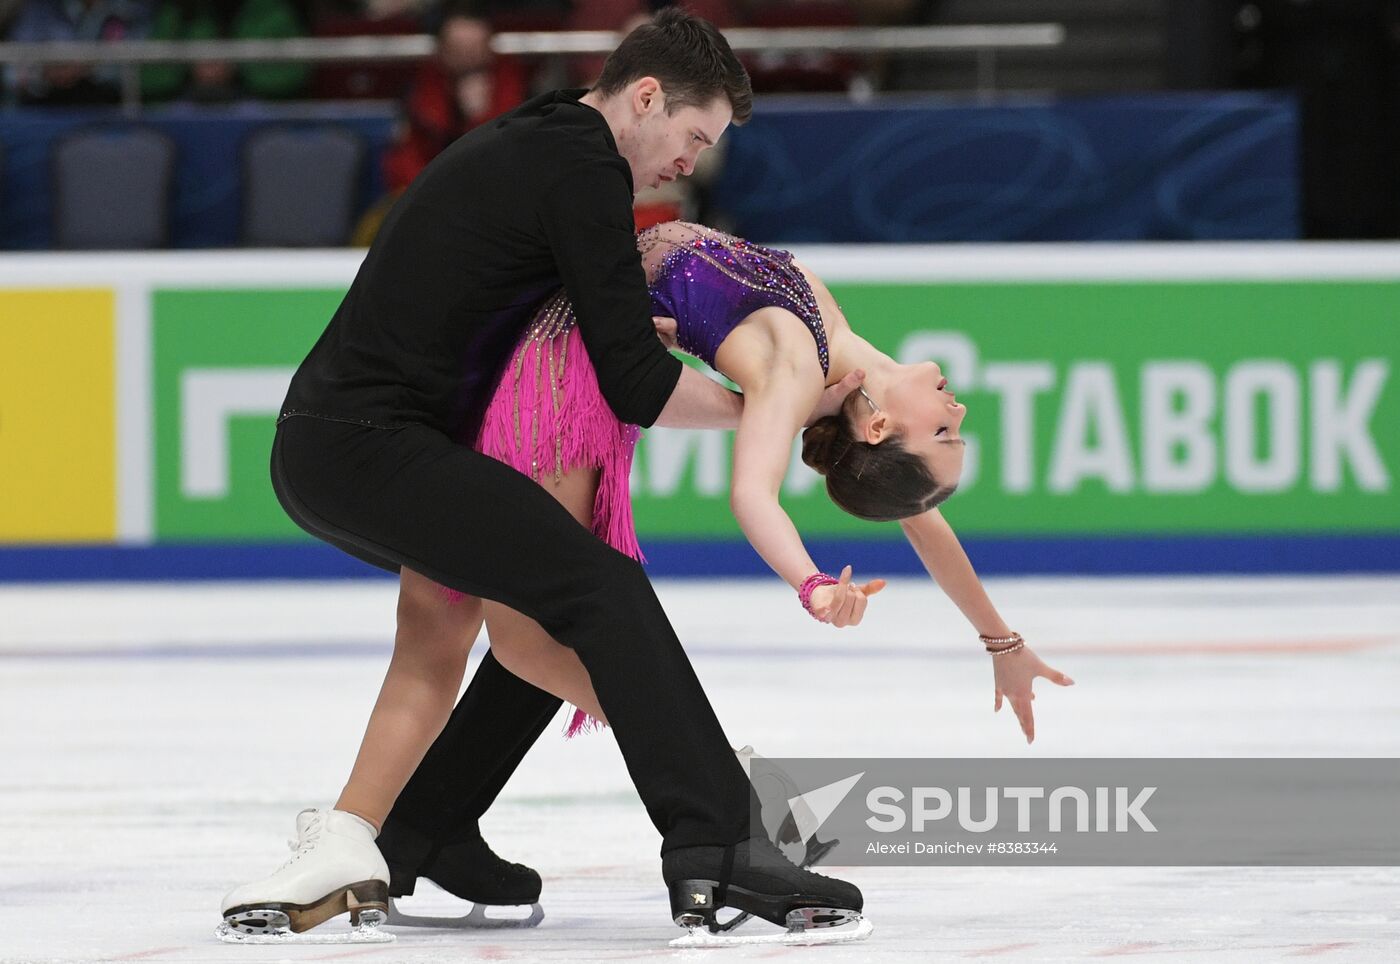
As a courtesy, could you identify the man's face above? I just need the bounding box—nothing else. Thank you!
[623,81,732,193]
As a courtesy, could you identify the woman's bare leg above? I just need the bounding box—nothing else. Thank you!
[335,568,483,830]
[485,466,608,726]
[336,464,613,830]
[485,604,606,724]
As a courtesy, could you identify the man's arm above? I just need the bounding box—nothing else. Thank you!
[654,367,745,429]
[654,367,866,430]
[539,160,681,428]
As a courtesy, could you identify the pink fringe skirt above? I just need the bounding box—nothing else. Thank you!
[469,289,642,738]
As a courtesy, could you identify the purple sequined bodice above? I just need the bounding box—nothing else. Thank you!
[643,224,829,376]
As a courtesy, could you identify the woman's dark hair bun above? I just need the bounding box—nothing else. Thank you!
[801,408,955,523]
[800,416,846,476]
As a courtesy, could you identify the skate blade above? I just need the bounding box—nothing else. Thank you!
[668,913,872,949]
[217,885,393,945]
[214,913,394,945]
[693,841,842,937]
[386,897,544,929]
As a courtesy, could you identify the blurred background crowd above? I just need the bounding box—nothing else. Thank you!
[0,1,1396,247]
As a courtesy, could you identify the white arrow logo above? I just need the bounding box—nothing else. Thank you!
[787,771,865,844]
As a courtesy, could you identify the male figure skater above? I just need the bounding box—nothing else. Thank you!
[220,8,863,944]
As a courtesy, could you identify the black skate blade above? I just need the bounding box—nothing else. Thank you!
[669,879,860,932]
[386,896,544,929]
[704,837,841,935]
[669,913,872,949]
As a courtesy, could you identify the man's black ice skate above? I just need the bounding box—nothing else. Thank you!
[706,809,841,935]
[720,745,842,935]
[377,815,544,929]
[662,837,872,948]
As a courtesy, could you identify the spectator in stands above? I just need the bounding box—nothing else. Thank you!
[353,3,527,242]
[141,0,311,102]
[4,0,154,105]
[380,3,528,191]
[1,0,25,34]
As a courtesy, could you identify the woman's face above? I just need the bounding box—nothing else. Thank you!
[873,361,968,485]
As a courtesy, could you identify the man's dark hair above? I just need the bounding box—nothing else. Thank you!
[593,7,753,124]
[800,394,957,523]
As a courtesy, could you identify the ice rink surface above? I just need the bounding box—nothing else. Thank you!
[1,575,1398,963]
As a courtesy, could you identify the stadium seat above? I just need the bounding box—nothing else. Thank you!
[52,127,176,250]
[241,127,366,248]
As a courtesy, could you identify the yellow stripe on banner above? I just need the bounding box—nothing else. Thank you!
[0,289,117,542]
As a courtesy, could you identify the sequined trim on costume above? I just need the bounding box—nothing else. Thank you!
[507,289,578,483]
[638,222,830,375]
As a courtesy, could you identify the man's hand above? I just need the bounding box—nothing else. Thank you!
[806,369,865,426]
[653,316,679,351]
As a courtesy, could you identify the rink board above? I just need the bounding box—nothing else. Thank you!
[1,245,1397,576]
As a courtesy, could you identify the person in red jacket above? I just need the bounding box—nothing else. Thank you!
[382,4,530,193]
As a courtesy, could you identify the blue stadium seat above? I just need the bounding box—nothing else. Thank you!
[52,127,176,250]
[241,126,366,248]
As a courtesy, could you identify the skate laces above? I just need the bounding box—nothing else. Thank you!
[277,809,325,867]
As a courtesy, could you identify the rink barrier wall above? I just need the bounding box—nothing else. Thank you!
[2,244,1398,578]
[1,534,1399,582]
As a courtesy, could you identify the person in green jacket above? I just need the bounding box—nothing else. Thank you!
[141,0,309,101]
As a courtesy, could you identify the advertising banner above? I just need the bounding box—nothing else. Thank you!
[0,288,116,542]
[631,280,1398,538]
[152,288,340,540]
[1,246,1396,576]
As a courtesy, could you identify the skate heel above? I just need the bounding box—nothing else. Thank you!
[668,879,719,928]
[344,880,390,928]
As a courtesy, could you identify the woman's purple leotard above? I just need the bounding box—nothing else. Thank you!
[642,222,830,377]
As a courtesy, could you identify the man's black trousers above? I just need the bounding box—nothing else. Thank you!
[271,415,751,854]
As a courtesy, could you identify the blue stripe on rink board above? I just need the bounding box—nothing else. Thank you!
[1,536,1398,581]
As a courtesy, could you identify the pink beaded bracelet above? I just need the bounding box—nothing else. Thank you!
[798,572,840,622]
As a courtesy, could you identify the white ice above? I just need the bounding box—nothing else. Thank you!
[1,575,1398,963]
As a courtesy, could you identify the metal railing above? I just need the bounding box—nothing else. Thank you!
[0,24,1064,110]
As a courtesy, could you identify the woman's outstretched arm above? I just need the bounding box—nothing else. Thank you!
[900,508,1074,743]
[729,355,882,625]
[899,507,1012,637]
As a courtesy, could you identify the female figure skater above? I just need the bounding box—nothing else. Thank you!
[437,220,1073,745]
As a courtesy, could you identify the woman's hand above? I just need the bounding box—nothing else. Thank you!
[808,565,886,627]
[992,645,1073,744]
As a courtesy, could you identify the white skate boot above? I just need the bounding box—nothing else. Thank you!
[216,808,394,945]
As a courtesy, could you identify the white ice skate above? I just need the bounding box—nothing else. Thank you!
[215,808,395,945]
